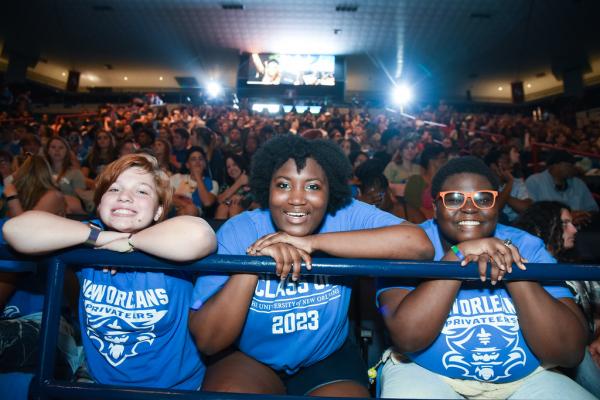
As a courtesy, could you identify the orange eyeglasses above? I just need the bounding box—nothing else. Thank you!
[438,190,498,210]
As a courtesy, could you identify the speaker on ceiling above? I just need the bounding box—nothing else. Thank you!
[511,81,524,103]
[66,70,80,92]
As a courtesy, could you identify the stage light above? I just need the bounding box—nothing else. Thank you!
[392,84,413,105]
[207,81,222,98]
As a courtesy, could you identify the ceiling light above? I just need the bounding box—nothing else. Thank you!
[123,76,128,81]
[497,86,503,91]
[159,76,164,81]
[392,84,413,105]
[526,83,532,88]
[207,81,222,98]
[61,72,67,77]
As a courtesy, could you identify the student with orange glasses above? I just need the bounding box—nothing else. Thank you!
[377,156,593,399]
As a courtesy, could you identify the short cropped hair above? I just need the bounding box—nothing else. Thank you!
[94,154,172,221]
[173,128,190,140]
[250,134,352,214]
[431,156,499,199]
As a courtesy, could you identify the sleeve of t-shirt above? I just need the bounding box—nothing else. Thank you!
[210,180,220,196]
[524,175,541,201]
[191,213,258,310]
[512,179,530,200]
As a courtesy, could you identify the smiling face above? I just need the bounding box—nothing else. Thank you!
[226,157,242,180]
[97,167,163,233]
[434,172,498,247]
[269,158,329,237]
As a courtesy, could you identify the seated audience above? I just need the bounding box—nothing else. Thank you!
[214,154,255,220]
[170,146,218,217]
[403,144,447,222]
[525,150,598,225]
[44,136,89,215]
[485,149,532,223]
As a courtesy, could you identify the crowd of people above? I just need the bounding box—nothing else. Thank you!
[0,95,599,399]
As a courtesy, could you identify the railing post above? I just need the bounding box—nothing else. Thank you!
[31,256,66,400]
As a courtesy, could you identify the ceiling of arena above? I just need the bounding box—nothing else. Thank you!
[1,0,599,102]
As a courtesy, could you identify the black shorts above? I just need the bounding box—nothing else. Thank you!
[279,335,369,396]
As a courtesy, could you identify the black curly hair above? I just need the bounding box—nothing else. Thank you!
[513,201,571,257]
[250,134,352,214]
[431,156,499,199]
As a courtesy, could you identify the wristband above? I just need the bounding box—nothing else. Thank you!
[450,245,465,261]
[85,223,102,247]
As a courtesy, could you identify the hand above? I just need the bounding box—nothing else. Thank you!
[499,166,514,183]
[96,237,133,253]
[457,238,527,284]
[248,232,315,256]
[247,242,311,282]
[230,194,243,207]
[3,182,17,197]
[95,231,130,247]
[191,166,205,181]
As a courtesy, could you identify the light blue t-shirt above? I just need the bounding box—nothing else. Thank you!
[377,220,573,383]
[193,199,403,374]
[76,220,204,389]
[525,169,599,212]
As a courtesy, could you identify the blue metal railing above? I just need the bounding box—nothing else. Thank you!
[1,244,599,400]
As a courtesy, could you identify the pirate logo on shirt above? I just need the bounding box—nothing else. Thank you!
[84,300,167,367]
[442,325,526,382]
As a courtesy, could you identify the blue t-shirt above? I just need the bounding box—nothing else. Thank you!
[193,200,403,374]
[76,220,204,389]
[377,220,573,384]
